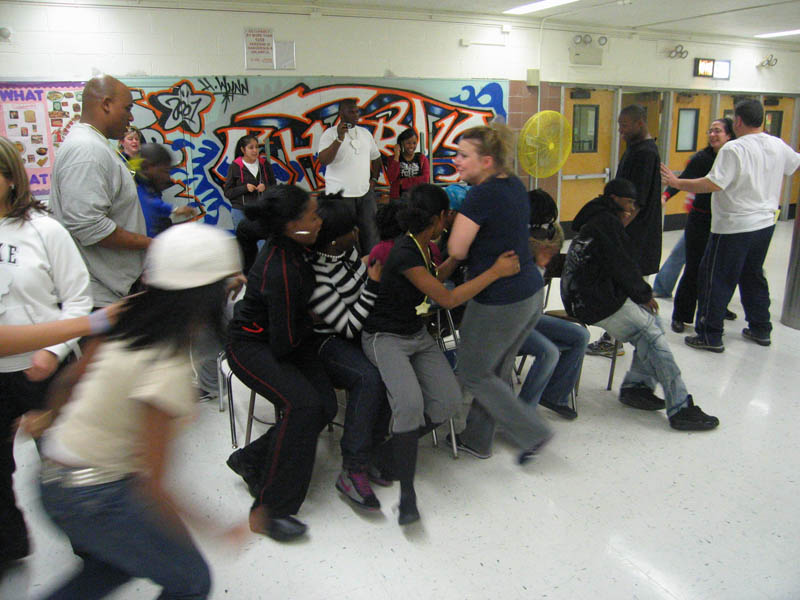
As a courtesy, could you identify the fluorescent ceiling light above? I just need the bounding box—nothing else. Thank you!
[503,0,580,15]
[754,29,800,38]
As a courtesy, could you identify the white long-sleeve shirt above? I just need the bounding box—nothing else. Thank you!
[0,211,93,372]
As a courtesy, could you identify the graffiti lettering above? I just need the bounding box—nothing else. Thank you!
[148,80,213,135]
[198,76,250,112]
[212,83,496,190]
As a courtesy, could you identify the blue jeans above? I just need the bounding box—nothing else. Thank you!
[695,226,774,345]
[318,336,391,470]
[230,207,246,231]
[40,476,211,599]
[518,315,590,408]
[652,233,686,297]
[596,299,689,416]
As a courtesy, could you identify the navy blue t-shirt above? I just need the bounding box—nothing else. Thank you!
[459,176,542,305]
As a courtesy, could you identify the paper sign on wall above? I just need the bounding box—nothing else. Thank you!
[244,28,276,70]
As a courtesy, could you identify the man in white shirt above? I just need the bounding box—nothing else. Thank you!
[50,75,150,307]
[661,99,800,352]
[317,99,383,253]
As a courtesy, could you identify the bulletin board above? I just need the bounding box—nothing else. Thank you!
[0,82,86,196]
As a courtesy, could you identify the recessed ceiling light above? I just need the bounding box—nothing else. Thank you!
[503,0,580,16]
[754,28,800,39]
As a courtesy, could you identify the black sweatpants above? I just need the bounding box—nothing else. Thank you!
[0,370,54,563]
[227,338,337,517]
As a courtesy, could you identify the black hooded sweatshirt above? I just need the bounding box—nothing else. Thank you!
[560,195,653,325]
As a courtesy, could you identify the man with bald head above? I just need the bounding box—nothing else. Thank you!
[50,75,150,307]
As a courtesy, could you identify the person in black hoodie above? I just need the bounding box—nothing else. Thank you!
[561,178,719,431]
[223,134,277,229]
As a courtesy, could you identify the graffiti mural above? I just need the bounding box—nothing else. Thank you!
[1,76,507,229]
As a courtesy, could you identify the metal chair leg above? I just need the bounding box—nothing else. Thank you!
[245,389,257,447]
[431,428,439,447]
[216,352,226,413]
[607,340,621,390]
[227,370,237,448]
[448,418,458,459]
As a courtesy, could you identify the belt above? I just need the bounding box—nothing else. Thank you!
[40,458,128,488]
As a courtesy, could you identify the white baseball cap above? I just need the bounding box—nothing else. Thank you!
[144,222,241,290]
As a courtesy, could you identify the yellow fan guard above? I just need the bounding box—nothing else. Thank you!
[517,110,572,178]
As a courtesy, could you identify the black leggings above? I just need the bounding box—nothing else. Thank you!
[227,338,337,517]
[673,210,711,324]
[0,370,55,562]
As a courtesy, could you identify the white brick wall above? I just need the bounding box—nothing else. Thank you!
[0,2,797,94]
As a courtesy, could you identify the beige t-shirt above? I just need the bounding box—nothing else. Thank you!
[44,340,196,477]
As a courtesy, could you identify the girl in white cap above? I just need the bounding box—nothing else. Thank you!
[32,222,242,600]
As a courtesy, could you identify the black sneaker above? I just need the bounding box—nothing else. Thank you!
[518,433,553,465]
[670,320,685,333]
[669,396,719,431]
[742,328,770,346]
[724,309,737,321]
[335,470,381,511]
[585,338,624,357]
[619,385,666,411]
[538,399,577,420]
[227,449,263,498]
[684,335,724,353]
[445,433,491,459]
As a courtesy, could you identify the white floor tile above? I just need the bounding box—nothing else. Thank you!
[7,222,800,599]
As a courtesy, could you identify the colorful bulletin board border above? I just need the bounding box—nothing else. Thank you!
[0,81,86,195]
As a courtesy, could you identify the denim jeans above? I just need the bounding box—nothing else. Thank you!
[518,314,590,408]
[595,299,689,416]
[318,335,391,470]
[457,290,551,455]
[695,226,774,345]
[40,476,211,600]
[230,207,245,231]
[652,233,686,297]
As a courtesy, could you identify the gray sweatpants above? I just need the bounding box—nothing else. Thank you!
[456,289,551,454]
[362,327,460,434]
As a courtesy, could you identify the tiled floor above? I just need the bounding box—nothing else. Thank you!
[5,223,800,600]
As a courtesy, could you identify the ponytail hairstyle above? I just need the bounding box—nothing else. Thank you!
[234,134,258,158]
[313,192,356,250]
[459,122,514,176]
[244,184,310,238]
[375,200,404,240]
[397,184,449,235]
[714,117,736,140]
[397,128,418,147]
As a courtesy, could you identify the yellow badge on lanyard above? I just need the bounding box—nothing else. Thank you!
[407,232,437,315]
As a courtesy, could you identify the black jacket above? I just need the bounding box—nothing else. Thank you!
[229,236,316,359]
[223,156,277,211]
[561,195,652,325]
[615,138,662,275]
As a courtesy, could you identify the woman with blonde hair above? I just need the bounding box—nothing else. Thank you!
[0,135,92,569]
[448,124,551,464]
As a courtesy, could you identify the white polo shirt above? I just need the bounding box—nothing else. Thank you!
[318,125,380,197]
[706,132,800,234]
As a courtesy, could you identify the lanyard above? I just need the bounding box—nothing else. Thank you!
[407,232,438,315]
[86,123,136,178]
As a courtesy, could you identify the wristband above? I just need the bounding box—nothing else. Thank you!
[88,308,112,335]
[336,136,344,143]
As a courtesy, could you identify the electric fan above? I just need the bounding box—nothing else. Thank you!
[517,110,572,178]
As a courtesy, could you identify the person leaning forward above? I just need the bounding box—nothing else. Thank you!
[49,75,150,308]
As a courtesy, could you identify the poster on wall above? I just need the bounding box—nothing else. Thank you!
[0,76,507,229]
[0,82,85,196]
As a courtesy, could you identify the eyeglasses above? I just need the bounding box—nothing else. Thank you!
[707,128,726,134]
